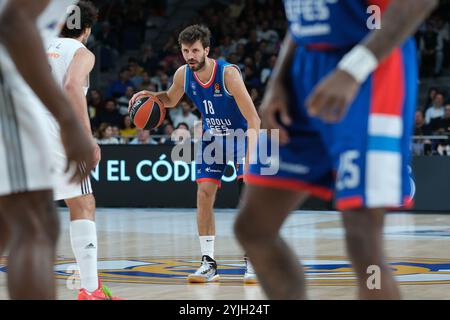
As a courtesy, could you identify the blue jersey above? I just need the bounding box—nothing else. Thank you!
[184,59,247,136]
[284,0,390,48]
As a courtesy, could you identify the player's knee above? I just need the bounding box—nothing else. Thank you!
[234,206,264,244]
[197,186,216,204]
[12,193,59,244]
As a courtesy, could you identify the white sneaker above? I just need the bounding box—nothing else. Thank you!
[244,257,258,284]
[187,255,220,283]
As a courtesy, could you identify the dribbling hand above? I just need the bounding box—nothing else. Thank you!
[129,90,153,113]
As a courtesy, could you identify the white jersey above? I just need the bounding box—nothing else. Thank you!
[0,0,79,197]
[45,37,93,201]
[47,37,89,96]
[0,0,77,104]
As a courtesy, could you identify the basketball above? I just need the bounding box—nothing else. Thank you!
[129,95,166,130]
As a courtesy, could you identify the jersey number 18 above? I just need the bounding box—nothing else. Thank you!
[203,100,215,115]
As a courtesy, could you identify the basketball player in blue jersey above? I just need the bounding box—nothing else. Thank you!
[0,0,96,299]
[234,0,438,299]
[130,25,260,283]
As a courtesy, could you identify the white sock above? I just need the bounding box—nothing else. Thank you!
[70,219,98,292]
[199,236,215,260]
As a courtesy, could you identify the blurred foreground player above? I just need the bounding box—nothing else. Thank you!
[46,1,120,300]
[0,0,96,299]
[235,0,438,299]
[131,25,260,283]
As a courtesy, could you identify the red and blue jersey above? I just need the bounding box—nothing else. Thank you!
[184,59,248,184]
[184,59,247,136]
[284,0,392,49]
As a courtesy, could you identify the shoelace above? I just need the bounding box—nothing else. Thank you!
[197,260,214,275]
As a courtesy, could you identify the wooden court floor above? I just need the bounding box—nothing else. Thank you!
[1,208,450,300]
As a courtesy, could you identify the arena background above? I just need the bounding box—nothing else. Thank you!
[83,0,450,212]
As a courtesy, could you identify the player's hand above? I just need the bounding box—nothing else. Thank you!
[129,90,153,112]
[260,82,292,145]
[306,69,360,123]
[59,120,97,183]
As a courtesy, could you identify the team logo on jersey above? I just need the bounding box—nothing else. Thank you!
[191,82,197,95]
[19,256,450,287]
[205,167,222,173]
[47,52,61,59]
[214,83,222,97]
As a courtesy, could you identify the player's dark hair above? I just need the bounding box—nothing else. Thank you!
[60,1,98,38]
[178,24,211,49]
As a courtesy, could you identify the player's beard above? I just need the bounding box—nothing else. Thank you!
[188,54,206,72]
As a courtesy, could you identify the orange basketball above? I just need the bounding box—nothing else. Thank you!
[129,95,166,130]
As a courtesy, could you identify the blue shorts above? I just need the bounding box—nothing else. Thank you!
[195,134,246,187]
[247,39,418,210]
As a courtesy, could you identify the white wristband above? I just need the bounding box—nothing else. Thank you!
[337,45,378,84]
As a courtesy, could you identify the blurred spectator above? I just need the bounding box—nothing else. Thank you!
[419,23,438,77]
[245,30,259,57]
[170,101,199,131]
[219,36,237,58]
[253,50,265,75]
[260,54,277,85]
[243,65,261,88]
[430,104,450,133]
[128,57,146,87]
[159,73,171,91]
[117,86,135,115]
[139,72,152,91]
[140,45,159,74]
[120,115,138,143]
[93,99,123,129]
[159,123,175,145]
[425,92,446,124]
[96,21,119,49]
[96,21,120,72]
[435,17,450,77]
[414,110,432,136]
[111,125,125,143]
[172,123,192,144]
[424,87,438,109]
[87,89,105,120]
[257,20,279,45]
[129,129,159,145]
[412,111,432,155]
[108,67,135,98]
[96,123,120,145]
